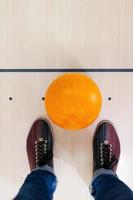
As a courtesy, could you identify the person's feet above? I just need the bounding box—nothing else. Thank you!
[27,117,54,171]
[93,120,120,174]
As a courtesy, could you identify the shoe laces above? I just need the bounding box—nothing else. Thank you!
[35,138,53,167]
[100,141,118,169]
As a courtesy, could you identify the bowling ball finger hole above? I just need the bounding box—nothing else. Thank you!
[42,97,45,101]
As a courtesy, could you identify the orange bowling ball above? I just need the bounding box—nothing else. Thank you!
[45,73,102,130]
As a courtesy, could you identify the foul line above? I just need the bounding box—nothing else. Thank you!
[0,68,133,72]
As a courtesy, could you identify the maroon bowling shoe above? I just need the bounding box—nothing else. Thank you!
[93,120,120,174]
[27,117,54,171]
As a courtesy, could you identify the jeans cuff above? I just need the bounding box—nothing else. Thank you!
[89,168,116,194]
[32,165,56,176]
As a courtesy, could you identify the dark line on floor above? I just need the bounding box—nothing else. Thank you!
[0,68,133,72]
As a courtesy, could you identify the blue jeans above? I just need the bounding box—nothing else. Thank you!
[14,168,133,200]
[91,169,133,200]
[14,168,57,200]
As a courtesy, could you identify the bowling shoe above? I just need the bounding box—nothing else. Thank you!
[27,117,54,171]
[93,120,120,174]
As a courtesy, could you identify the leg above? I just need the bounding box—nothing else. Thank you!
[91,170,133,200]
[14,117,57,200]
[90,120,133,200]
[14,169,57,200]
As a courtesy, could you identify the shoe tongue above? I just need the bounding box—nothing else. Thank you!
[38,137,44,142]
[104,140,109,145]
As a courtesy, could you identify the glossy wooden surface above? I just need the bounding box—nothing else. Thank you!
[0,0,133,68]
[0,73,133,199]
